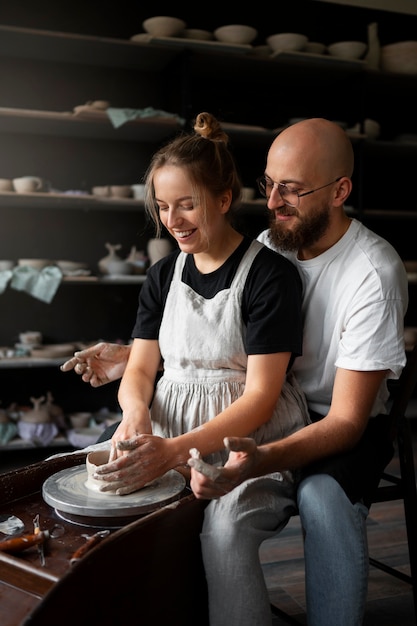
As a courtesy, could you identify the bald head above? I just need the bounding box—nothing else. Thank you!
[267,118,354,183]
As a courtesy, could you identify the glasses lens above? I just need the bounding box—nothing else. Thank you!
[278,184,299,208]
[257,176,268,197]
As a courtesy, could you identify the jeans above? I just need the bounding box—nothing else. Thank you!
[299,474,369,626]
[201,473,369,626]
[201,473,297,626]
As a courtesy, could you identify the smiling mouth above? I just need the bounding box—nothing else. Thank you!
[175,230,194,238]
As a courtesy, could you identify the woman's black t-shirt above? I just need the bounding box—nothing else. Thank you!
[132,236,303,357]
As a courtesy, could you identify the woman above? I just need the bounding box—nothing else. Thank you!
[92,111,309,499]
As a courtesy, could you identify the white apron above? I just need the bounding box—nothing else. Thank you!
[151,240,309,466]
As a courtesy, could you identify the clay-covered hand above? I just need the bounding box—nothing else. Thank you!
[92,434,172,495]
[188,436,259,499]
[60,342,131,387]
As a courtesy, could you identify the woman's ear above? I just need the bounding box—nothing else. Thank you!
[219,189,233,213]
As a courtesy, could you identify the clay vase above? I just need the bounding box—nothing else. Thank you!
[147,238,173,266]
[20,396,51,424]
[17,396,59,445]
[98,242,123,275]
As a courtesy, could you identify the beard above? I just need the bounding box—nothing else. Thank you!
[269,202,331,251]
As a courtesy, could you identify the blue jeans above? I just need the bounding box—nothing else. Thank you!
[201,472,369,626]
[298,473,369,626]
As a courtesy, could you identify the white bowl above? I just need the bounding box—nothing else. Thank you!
[266,33,308,53]
[110,185,132,198]
[214,25,258,45]
[381,41,417,75]
[183,29,213,41]
[327,41,367,60]
[56,260,88,273]
[17,258,51,270]
[142,16,186,38]
[0,259,14,271]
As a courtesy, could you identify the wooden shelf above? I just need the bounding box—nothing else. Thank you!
[0,106,182,142]
[0,24,180,70]
[0,190,145,211]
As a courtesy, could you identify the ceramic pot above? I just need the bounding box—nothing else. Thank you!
[98,242,122,274]
[147,238,173,266]
[85,449,117,493]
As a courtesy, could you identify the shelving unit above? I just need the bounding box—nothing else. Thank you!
[0,9,416,452]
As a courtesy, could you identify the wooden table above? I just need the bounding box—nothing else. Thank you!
[0,453,209,626]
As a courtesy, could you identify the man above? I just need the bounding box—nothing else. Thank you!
[62,118,408,625]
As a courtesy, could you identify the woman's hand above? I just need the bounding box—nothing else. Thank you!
[93,434,173,495]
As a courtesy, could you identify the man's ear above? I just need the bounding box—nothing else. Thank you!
[335,177,352,206]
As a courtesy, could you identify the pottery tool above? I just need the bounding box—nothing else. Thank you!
[70,529,110,565]
[0,529,49,554]
[33,513,46,566]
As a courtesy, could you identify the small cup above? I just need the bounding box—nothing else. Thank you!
[19,330,42,346]
[13,176,44,193]
[92,185,110,197]
[0,178,14,191]
[131,184,146,201]
[241,187,255,202]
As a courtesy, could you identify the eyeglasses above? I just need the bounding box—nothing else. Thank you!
[256,175,342,208]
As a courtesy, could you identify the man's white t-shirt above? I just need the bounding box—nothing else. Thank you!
[258,218,409,416]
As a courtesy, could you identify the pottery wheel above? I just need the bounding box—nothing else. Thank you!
[42,466,186,527]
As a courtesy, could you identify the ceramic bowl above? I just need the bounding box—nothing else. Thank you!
[92,185,110,197]
[266,33,308,52]
[17,258,51,270]
[380,41,417,75]
[0,259,15,271]
[110,185,132,198]
[30,343,75,358]
[56,260,89,273]
[69,412,92,429]
[327,41,367,60]
[214,25,258,45]
[183,29,213,41]
[142,16,186,38]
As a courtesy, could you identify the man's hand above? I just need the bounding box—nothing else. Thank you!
[60,342,131,387]
[188,437,259,499]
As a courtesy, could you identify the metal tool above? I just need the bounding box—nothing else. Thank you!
[70,529,110,566]
[33,514,46,567]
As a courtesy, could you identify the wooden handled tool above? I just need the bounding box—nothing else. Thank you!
[70,529,110,566]
[0,530,49,554]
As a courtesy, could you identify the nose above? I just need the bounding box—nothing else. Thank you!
[266,185,285,210]
[165,207,181,228]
